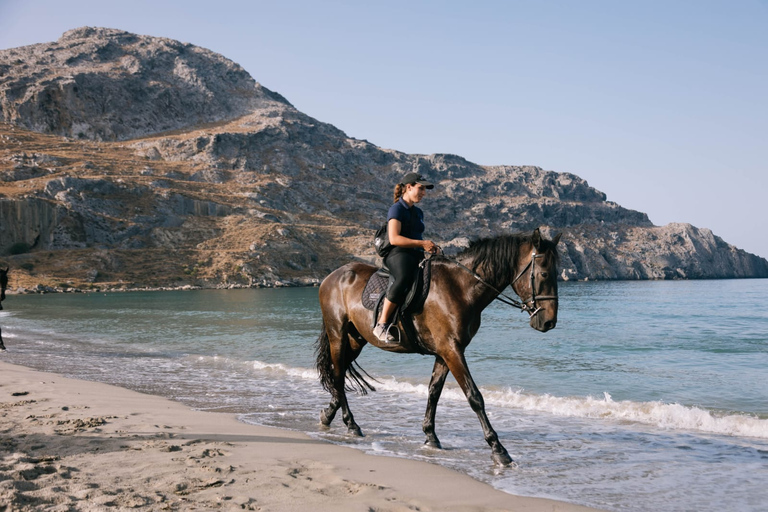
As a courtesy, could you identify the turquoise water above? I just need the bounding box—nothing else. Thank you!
[1,280,767,511]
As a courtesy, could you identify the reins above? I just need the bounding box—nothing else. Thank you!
[440,250,558,318]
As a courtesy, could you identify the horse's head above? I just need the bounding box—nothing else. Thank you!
[511,229,561,332]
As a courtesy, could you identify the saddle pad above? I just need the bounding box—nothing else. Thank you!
[362,270,390,310]
[361,260,432,313]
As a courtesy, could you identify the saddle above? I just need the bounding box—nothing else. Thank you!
[361,258,432,353]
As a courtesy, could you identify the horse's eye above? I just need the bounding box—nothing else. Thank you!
[541,272,549,279]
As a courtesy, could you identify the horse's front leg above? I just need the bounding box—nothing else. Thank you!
[422,356,449,448]
[444,351,513,466]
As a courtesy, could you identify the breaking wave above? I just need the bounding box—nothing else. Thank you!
[242,357,768,440]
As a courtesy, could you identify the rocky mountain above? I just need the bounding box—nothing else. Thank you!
[1,27,766,292]
[0,27,289,141]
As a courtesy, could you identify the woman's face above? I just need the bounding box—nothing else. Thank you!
[404,183,427,204]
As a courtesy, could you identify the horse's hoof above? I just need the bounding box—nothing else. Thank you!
[492,450,514,467]
[348,426,364,437]
[319,411,331,426]
[424,437,442,449]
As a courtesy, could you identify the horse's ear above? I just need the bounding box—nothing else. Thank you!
[532,228,542,250]
[552,233,562,246]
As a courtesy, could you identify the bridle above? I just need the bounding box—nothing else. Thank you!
[445,250,558,318]
[509,250,559,317]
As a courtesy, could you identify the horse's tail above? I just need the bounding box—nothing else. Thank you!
[314,323,376,396]
[314,325,336,394]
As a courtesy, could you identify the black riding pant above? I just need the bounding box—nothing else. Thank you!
[384,247,421,304]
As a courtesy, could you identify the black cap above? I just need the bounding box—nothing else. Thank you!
[400,172,434,189]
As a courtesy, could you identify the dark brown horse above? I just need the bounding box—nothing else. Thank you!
[315,228,561,465]
[0,267,8,351]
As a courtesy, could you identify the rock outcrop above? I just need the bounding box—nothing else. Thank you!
[0,27,289,141]
[0,28,766,291]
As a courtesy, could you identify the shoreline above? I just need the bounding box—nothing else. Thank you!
[5,279,322,295]
[0,360,604,511]
[6,275,767,296]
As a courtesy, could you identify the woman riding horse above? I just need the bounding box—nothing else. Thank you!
[316,228,561,465]
[374,172,440,343]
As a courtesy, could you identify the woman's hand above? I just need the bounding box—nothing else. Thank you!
[422,240,440,254]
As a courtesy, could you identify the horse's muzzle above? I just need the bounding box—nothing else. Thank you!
[530,314,557,332]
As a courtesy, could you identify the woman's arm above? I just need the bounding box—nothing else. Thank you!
[388,219,439,253]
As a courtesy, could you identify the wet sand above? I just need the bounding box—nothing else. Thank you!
[0,361,603,511]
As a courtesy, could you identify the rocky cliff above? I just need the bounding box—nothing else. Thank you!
[1,28,766,291]
[0,27,289,141]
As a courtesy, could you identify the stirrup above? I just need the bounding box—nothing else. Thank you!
[384,324,400,344]
[374,323,399,344]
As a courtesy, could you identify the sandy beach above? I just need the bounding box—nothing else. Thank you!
[0,360,604,512]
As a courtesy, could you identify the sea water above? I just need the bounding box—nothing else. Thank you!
[1,280,766,511]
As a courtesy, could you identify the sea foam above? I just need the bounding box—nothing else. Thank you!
[223,356,768,439]
[301,364,768,439]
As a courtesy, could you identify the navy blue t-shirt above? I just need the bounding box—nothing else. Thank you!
[387,198,425,240]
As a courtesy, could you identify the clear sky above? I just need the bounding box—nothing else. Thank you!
[2,0,766,258]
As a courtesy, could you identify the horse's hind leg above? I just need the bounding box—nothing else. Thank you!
[318,322,365,436]
[335,384,364,437]
[336,327,366,436]
[423,356,449,448]
[320,397,340,426]
[317,324,342,426]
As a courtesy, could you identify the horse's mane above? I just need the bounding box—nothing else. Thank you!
[453,233,560,285]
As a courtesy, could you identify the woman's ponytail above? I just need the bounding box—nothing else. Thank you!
[393,183,405,203]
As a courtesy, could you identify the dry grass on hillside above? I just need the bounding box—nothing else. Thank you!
[1,122,371,291]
